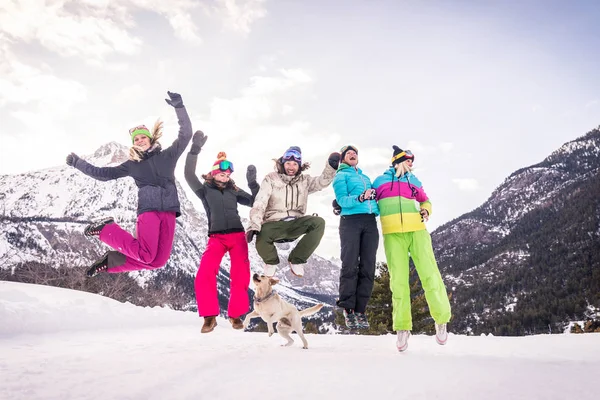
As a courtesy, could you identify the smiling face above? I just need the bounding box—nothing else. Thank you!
[343,149,358,166]
[133,134,151,151]
[213,171,231,184]
[283,160,299,176]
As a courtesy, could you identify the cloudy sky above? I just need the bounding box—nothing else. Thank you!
[1,0,600,259]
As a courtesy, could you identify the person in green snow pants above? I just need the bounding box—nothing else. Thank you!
[372,145,451,351]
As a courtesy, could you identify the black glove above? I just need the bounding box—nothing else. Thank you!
[246,165,257,184]
[66,153,80,167]
[190,130,208,155]
[165,91,184,108]
[328,152,341,169]
[332,199,341,216]
[246,230,258,243]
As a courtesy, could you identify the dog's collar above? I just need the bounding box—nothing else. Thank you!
[255,291,276,303]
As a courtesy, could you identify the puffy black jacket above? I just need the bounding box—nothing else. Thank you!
[73,107,192,217]
[184,152,259,234]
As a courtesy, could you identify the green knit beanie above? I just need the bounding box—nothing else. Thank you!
[129,125,152,144]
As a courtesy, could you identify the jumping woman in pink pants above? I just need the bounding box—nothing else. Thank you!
[65,91,192,277]
[184,130,259,333]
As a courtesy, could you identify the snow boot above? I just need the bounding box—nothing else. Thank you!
[201,316,217,333]
[343,309,359,329]
[355,312,370,329]
[289,262,304,277]
[435,323,448,345]
[263,264,277,277]
[84,216,114,237]
[396,330,410,352]
[86,252,110,277]
[229,317,244,330]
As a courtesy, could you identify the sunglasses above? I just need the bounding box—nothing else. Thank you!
[212,160,234,173]
[129,125,149,134]
[282,149,302,162]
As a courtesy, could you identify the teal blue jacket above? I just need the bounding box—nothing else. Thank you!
[333,163,379,216]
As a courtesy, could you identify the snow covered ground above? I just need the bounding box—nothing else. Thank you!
[1,281,598,400]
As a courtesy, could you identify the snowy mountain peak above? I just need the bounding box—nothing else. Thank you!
[1,142,340,312]
[89,141,130,165]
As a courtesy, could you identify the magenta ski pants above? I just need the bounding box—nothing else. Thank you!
[99,211,177,273]
[195,232,251,319]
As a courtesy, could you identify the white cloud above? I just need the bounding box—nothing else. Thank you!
[212,0,267,35]
[0,0,202,61]
[452,178,480,192]
[439,142,454,153]
[114,84,146,106]
[281,104,293,115]
[0,43,87,115]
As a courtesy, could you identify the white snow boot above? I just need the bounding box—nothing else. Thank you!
[396,330,410,352]
[289,263,304,277]
[435,323,448,345]
[263,264,277,277]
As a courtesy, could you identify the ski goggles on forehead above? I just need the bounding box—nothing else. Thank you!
[282,149,302,162]
[340,145,358,153]
[212,160,234,172]
[129,125,149,134]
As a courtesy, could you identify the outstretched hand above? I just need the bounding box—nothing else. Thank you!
[165,91,184,108]
[66,152,80,167]
[246,165,257,184]
[190,130,208,154]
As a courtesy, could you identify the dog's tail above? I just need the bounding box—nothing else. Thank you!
[299,303,324,317]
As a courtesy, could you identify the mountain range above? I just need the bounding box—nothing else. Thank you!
[2,127,599,335]
[0,142,339,324]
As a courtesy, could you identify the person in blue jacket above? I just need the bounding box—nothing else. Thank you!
[332,145,380,329]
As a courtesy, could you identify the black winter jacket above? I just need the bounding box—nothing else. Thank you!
[73,107,193,217]
[184,152,259,235]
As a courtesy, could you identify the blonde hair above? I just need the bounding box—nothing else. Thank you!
[394,160,412,178]
[129,120,163,162]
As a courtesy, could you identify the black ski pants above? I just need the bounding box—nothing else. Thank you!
[337,213,379,313]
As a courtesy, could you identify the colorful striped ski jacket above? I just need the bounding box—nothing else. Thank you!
[372,167,432,234]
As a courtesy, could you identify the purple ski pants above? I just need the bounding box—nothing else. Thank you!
[99,211,177,273]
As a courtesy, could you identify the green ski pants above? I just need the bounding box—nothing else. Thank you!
[383,230,451,331]
[256,216,325,265]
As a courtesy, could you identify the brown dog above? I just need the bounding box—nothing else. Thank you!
[243,273,323,349]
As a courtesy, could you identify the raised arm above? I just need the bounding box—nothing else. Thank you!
[306,152,340,193]
[248,175,273,232]
[236,165,259,207]
[164,91,193,159]
[184,130,208,197]
[66,153,129,182]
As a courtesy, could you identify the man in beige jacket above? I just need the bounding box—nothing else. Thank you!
[246,146,341,277]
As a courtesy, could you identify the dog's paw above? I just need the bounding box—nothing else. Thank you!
[302,346,308,349]
[268,332,274,337]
